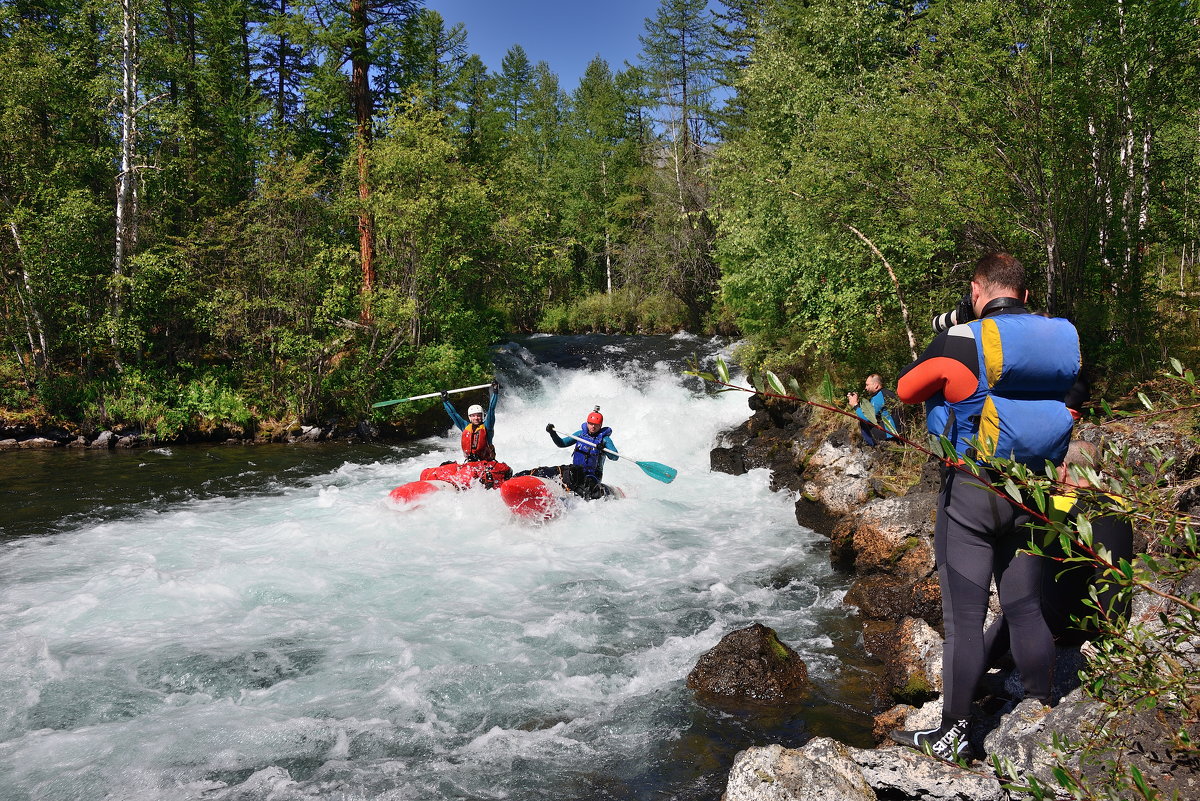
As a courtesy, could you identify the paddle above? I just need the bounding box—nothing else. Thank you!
[371,382,492,409]
[601,447,677,484]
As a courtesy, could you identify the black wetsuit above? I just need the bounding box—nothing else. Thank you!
[897,303,1081,720]
[984,491,1134,662]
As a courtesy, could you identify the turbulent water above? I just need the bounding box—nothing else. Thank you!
[0,335,876,801]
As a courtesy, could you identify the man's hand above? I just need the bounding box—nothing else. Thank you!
[847,391,859,408]
[545,423,555,433]
[440,390,448,401]
[490,380,499,394]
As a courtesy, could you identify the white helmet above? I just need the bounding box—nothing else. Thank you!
[467,404,484,416]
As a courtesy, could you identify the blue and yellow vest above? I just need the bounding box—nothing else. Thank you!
[571,425,612,476]
[926,314,1080,466]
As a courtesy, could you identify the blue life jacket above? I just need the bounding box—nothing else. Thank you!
[571,424,612,476]
[926,314,1080,467]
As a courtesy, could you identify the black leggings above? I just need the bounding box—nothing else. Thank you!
[937,470,1053,719]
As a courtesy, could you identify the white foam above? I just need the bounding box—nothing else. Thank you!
[0,343,851,799]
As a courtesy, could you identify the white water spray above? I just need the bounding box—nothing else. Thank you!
[0,337,857,800]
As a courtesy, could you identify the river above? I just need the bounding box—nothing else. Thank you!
[0,334,877,800]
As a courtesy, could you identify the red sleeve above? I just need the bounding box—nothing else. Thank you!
[896,328,979,404]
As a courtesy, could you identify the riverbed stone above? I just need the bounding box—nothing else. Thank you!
[90,430,115,449]
[0,438,17,450]
[687,623,809,702]
[723,742,875,801]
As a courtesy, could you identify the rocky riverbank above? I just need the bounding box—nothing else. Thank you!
[706,395,1200,801]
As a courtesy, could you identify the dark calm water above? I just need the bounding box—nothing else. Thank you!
[0,335,878,800]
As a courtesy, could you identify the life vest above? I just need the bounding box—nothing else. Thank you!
[571,424,612,476]
[925,313,1079,467]
[461,423,495,462]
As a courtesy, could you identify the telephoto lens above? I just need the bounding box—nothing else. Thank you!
[931,291,974,333]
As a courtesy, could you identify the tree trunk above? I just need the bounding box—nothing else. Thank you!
[112,0,140,367]
[350,0,375,322]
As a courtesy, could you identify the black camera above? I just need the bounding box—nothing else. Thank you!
[931,291,974,333]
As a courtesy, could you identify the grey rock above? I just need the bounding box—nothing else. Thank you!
[723,742,875,801]
[17,437,57,449]
[848,745,1007,801]
[90,431,115,449]
[0,438,17,450]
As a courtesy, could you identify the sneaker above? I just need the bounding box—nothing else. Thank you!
[889,718,972,762]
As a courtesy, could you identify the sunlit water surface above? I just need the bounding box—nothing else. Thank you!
[0,335,875,800]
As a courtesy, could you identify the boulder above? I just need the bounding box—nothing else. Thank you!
[723,741,875,801]
[711,446,748,476]
[828,494,936,577]
[687,623,809,702]
[0,438,17,450]
[90,431,115,449]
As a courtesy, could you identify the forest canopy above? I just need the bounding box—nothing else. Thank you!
[1,0,1197,435]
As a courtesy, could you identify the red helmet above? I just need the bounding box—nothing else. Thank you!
[587,410,604,425]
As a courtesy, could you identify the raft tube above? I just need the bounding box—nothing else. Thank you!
[499,475,625,522]
[499,475,571,521]
[388,479,457,506]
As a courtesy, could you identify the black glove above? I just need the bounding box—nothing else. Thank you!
[440,390,448,401]
[545,423,555,433]
[491,380,500,394]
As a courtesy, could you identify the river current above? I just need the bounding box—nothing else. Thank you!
[0,334,875,800]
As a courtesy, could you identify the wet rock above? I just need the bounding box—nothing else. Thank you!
[18,437,57,449]
[723,741,875,801]
[0,438,17,450]
[66,436,87,448]
[289,425,324,443]
[711,446,747,476]
[909,575,942,624]
[879,617,942,704]
[90,431,115,449]
[844,574,921,622]
[687,623,809,702]
[793,493,841,538]
[829,494,936,577]
[116,434,141,448]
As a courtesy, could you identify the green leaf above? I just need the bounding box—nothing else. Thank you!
[766,371,785,396]
[1137,391,1154,410]
[1170,357,1183,375]
[715,357,730,384]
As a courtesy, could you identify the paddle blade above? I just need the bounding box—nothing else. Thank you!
[635,459,677,484]
[371,399,403,408]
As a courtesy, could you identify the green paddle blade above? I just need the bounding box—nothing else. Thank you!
[635,459,677,484]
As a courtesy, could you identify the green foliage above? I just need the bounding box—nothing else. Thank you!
[538,287,688,334]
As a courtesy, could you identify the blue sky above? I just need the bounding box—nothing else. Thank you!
[425,0,657,92]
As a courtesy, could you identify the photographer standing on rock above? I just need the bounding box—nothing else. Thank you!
[847,373,898,446]
[888,252,1081,761]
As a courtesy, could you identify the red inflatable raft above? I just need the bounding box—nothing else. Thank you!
[499,473,625,522]
[388,460,512,507]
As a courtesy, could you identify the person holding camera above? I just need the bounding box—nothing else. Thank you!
[888,252,1081,762]
[847,373,898,446]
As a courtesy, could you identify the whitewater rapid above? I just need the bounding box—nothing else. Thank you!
[0,335,865,800]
